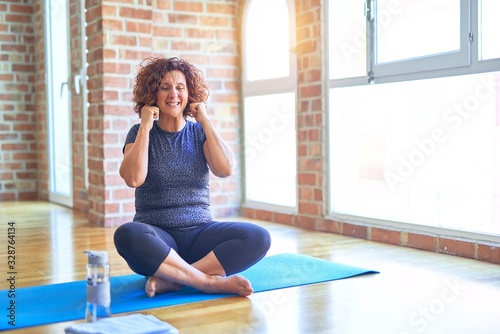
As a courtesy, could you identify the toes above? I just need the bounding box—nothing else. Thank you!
[242,286,253,296]
[145,278,157,298]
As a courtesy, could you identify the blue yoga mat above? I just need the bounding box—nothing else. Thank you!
[1,253,378,330]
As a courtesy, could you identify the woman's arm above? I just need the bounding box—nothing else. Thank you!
[189,103,236,178]
[119,106,158,187]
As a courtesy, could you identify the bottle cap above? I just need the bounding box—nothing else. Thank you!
[84,250,109,265]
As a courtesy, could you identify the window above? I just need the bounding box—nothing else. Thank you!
[242,0,297,209]
[45,0,73,207]
[371,0,470,78]
[328,0,500,237]
[329,71,500,235]
[329,0,366,80]
[479,0,500,61]
[244,0,290,81]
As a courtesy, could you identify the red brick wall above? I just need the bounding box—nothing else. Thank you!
[0,1,38,201]
[2,0,242,226]
[296,0,325,225]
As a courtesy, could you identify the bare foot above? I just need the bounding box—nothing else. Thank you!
[205,274,253,296]
[145,276,183,297]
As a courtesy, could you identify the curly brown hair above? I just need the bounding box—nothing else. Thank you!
[132,57,210,117]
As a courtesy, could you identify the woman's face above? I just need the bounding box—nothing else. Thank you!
[156,70,189,118]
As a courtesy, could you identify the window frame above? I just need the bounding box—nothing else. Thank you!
[371,0,471,78]
[45,0,74,207]
[326,5,500,130]
[325,3,500,119]
[241,0,297,97]
[241,0,298,211]
[326,0,500,243]
[365,0,500,84]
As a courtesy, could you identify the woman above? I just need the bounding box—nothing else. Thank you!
[114,57,271,297]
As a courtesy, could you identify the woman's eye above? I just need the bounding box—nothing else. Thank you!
[160,86,183,91]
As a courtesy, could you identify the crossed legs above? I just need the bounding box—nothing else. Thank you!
[145,249,253,297]
[114,221,271,297]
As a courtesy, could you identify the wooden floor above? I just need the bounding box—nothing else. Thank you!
[1,201,500,333]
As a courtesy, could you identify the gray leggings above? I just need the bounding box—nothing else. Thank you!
[114,221,271,277]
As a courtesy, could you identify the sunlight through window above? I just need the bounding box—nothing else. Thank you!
[479,0,500,60]
[329,72,500,235]
[376,0,460,64]
[243,0,297,209]
[245,0,290,81]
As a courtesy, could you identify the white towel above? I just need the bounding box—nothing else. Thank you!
[64,314,179,334]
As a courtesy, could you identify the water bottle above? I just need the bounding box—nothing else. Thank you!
[84,250,111,322]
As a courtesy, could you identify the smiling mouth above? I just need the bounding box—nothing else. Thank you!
[167,102,180,106]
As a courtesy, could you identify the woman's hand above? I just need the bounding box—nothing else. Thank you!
[188,102,209,126]
[141,105,159,131]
